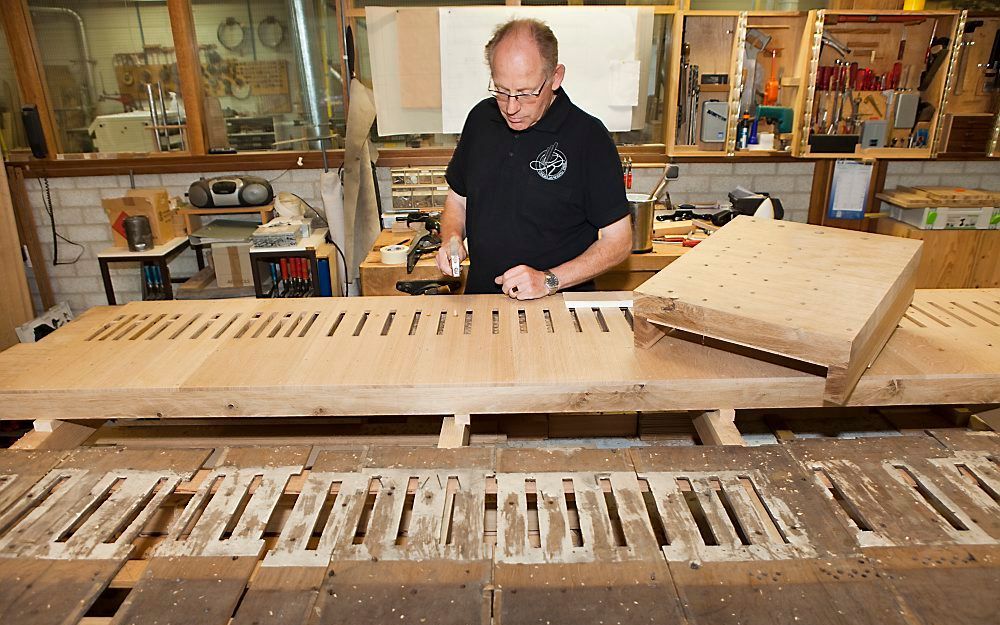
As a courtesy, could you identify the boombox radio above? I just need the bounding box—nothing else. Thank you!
[187,176,274,208]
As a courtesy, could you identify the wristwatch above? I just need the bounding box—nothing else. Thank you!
[543,270,560,295]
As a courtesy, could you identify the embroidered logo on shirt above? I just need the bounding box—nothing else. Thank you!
[530,142,567,181]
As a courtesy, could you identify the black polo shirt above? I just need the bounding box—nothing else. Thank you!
[446,88,629,294]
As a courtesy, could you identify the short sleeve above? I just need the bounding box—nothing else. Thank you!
[445,112,475,198]
[583,122,629,229]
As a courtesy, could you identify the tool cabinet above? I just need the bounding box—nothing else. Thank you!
[795,10,961,159]
[666,11,811,157]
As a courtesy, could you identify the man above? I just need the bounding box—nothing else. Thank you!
[435,18,632,299]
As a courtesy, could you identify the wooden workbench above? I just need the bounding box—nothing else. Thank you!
[0,289,996,423]
[359,229,688,295]
[874,218,1000,289]
[0,433,997,625]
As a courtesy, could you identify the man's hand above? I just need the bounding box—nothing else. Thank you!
[435,240,467,276]
[495,265,550,300]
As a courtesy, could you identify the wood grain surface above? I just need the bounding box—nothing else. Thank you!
[0,286,996,421]
[635,216,923,404]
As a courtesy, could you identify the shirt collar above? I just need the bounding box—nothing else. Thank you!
[488,87,573,134]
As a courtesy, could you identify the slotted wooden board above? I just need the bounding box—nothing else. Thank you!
[0,288,997,422]
[634,217,923,405]
[0,436,998,624]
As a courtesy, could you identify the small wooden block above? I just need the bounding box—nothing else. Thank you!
[692,409,746,446]
[635,217,922,405]
[12,419,101,450]
[438,415,470,448]
[633,316,669,349]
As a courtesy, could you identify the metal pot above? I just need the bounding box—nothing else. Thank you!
[123,215,153,252]
[626,193,655,253]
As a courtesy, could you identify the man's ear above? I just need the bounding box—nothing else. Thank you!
[551,64,566,91]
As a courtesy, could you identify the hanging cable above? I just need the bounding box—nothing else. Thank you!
[38,176,84,265]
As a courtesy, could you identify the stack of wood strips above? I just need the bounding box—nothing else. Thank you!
[877,186,1000,208]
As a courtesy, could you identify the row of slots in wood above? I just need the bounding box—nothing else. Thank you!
[84,307,637,342]
[4,460,996,556]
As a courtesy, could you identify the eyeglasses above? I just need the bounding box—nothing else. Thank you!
[488,76,548,103]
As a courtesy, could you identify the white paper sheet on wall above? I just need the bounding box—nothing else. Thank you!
[828,160,873,220]
[367,7,443,136]
[438,7,650,134]
[609,60,641,106]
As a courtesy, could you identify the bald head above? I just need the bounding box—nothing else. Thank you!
[484,18,559,77]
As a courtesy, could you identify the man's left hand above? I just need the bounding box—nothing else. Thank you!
[495,265,549,300]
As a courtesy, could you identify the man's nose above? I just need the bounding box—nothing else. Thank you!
[504,96,521,115]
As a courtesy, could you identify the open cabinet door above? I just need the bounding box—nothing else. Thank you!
[0,156,33,350]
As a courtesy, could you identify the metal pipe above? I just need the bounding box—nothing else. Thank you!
[29,6,98,112]
[289,0,328,143]
[156,83,171,150]
[145,83,162,151]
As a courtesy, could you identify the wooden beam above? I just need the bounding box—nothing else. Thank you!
[167,0,208,155]
[7,165,54,311]
[692,409,746,446]
[0,0,60,156]
[807,160,834,226]
[438,414,471,448]
[11,419,102,450]
[969,406,1000,432]
[0,155,33,349]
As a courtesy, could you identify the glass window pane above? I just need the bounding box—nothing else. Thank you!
[192,0,345,152]
[0,19,28,155]
[27,0,183,155]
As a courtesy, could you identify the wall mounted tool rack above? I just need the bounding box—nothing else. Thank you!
[796,9,961,159]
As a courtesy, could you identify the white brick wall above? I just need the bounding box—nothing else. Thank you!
[25,161,820,316]
[884,160,1000,192]
[630,162,815,223]
[26,167,329,315]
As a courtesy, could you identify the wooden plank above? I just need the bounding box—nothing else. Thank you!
[865,545,1000,625]
[112,557,258,625]
[7,166,54,311]
[113,446,308,625]
[308,560,492,625]
[630,445,857,561]
[786,437,998,547]
[0,155,33,350]
[0,447,209,625]
[494,561,687,625]
[0,289,997,422]
[634,217,922,405]
[873,218,983,289]
[668,558,915,625]
[0,450,67,514]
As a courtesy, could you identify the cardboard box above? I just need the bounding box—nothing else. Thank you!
[888,205,996,230]
[212,241,253,288]
[102,188,176,246]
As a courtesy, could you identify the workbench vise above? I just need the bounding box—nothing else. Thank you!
[756,105,793,151]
